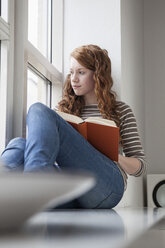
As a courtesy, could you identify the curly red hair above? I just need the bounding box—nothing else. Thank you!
[58,44,120,127]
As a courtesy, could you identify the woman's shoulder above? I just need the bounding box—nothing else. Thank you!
[115,101,136,122]
[115,101,133,112]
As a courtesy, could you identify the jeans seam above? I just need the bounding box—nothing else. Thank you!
[93,167,124,209]
[94,191,123,209]
[93,192,113,209]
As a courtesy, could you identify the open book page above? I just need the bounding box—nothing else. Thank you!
[56,111,117,127]
[84,117,117,127]
[56,111,84,124]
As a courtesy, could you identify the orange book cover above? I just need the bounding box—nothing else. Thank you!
[56,111,119,161]
[68,121,119,162]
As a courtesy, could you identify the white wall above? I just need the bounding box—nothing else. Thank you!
[144,0,165,174]
[120,0,145,207]
[63,0,121,95]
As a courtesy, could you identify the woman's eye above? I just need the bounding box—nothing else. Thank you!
[79,71,84,75]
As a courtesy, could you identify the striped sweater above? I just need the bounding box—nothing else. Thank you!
[80,101,146,188]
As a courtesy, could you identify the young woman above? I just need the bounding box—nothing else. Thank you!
[1,44,146,208]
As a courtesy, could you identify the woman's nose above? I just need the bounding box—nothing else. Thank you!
[72,73,78,82]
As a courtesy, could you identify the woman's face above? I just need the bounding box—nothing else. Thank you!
[70,57,96,103]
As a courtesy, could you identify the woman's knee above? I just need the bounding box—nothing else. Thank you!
[27,102,58,123]
[27,102,56,121]
[27,102,47,117]
[3,137,26,152]
[1,137,25,170]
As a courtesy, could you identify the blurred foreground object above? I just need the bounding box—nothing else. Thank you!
[0,171,95,230]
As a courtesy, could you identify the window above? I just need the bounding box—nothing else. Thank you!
[0,0,8,22]
[28,0,52,60]
[27,0,63,109]
[27,66,52,111]
[28,0,63,71]
[0,0,63,151]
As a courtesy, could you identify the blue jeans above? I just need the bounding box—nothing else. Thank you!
[1,102,124,209]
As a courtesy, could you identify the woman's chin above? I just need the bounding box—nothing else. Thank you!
[73,91,83,96]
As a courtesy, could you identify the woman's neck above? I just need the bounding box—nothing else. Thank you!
[84,94,97,105]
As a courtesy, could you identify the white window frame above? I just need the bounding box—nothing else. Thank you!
[0,1,15,153]
[0,0,64,151]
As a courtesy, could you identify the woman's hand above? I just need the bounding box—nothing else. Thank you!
[118,154,141,175]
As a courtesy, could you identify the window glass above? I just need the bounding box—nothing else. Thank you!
[0,0,8,22]
[27,67,51,112]
[28,0,51,60]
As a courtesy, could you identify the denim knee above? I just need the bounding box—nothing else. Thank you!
[28,102,47,116]
[1,137,25,171]
[6,137,26,149]
[27,102,53,122]
[27,102,60,125]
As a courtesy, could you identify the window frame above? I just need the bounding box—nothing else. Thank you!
[0,0,14,153]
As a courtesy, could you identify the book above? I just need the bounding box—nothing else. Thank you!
[56,111,119,162]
